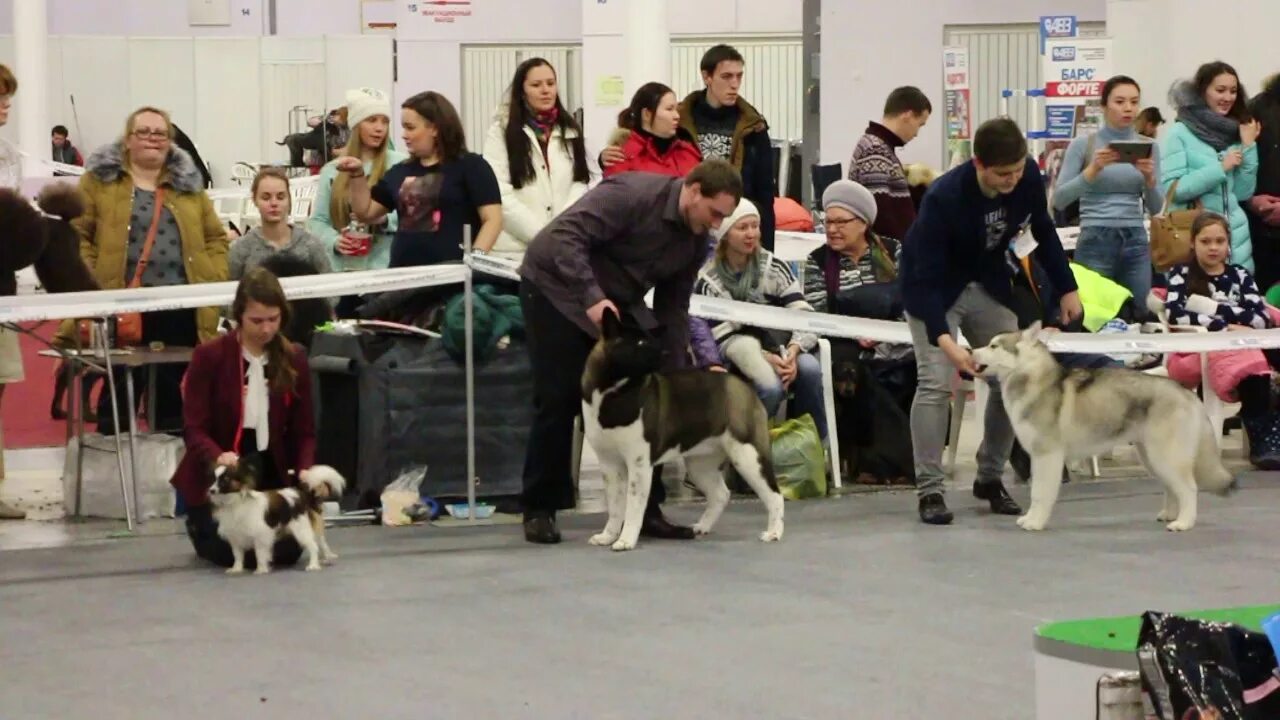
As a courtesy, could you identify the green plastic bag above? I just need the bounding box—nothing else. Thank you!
[770,414,827,500]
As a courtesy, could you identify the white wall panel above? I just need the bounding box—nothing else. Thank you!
[59,37,132,154]
[194,37,261,186]
[670,38,803,142]
[128,39,197,147]
[323,35,394,114]
[259,37,327,164]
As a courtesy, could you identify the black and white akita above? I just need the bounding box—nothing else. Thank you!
[580,308,784,551]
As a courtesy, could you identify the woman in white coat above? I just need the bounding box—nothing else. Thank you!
[482,58,591,261]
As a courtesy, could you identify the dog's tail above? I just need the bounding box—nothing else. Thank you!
[1194,416,1238,496]
[300,464,347,500]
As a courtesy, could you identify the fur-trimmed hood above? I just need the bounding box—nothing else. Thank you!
[1168,79,1202,111]
[85,141,206,194]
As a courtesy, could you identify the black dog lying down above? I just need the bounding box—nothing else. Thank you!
[828,340,916,486]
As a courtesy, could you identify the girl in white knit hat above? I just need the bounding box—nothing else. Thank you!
[692,198,828,440]
[307,88,408,309]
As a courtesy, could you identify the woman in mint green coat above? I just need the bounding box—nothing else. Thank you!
[307,88,408,274]
[1161,61,1262,270]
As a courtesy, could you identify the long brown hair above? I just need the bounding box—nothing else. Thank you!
[504,58,589,189]
[401,91,467,162]
[231,267,297,394]
[1186,212,1232,297]
[329,118,392,230]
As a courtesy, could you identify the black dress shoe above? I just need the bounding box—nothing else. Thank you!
[918,494,954,525]
[640,509,696,540]
[973,481,1022,515]
[523,512,561,544]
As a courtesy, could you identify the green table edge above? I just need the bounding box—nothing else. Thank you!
[1033,604,1279,669]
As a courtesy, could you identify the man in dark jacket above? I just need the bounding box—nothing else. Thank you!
[899,117,1082,525]
[518,159,743,544]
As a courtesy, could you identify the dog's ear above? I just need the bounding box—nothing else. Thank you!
[1021,321,1043,342]
[601,306,622,340]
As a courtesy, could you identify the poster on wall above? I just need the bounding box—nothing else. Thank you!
[404,0,473,25]
[943,46,971,141]
[1043,38,1111,139]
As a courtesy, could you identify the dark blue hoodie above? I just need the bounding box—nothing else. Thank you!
[899,156,1076,344]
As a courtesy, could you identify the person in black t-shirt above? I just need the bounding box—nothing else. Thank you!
[337,91,503,267]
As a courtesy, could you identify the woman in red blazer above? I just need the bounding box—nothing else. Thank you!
[602,81,703,179]
[172,266,317,568]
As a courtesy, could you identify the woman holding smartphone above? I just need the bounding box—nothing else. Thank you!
[1053,75,1163,303]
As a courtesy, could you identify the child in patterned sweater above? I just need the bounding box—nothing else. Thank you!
[1165,212,1280,468]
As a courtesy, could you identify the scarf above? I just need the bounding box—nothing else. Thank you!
[822,235,897,295]
[1169,79,1240,152]
[713,251,764,303]
[241,348,270,452]
[526,106,559,146]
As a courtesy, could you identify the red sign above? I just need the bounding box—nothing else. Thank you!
[1045,81,1103,98]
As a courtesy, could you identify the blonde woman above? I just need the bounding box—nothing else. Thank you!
[62,106,227,435]
[308,88,407,274]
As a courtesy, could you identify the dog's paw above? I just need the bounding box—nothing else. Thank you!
[588,532,618,546]
[253,567,271,575]
[1166,519,1194,532]
[225,567,244,575]
[322,553,338,564]
[1016,514,1048,531]
[305,563,322,572]
[610,537,637,552]
[1156,509,1174,522]
[759,528,783,542]
[691,522,713,536]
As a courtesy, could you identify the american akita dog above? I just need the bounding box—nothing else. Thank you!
[580,309,784,551]
[971,322,1237,532]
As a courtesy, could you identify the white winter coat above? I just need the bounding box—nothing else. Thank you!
[481,113,589,258]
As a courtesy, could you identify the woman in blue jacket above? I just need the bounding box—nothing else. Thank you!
[1161,61,1262,271]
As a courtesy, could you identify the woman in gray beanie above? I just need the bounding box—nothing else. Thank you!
[802,180,903,315]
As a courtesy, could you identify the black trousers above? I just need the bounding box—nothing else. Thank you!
[185,430,303,569]
[519,280,667,514]
[97,309,198,436]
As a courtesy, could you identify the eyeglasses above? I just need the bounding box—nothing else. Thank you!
[131,129,170,140]
[825,217,863,229]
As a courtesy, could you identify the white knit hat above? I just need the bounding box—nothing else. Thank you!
[711,199,760,242]
[345,87,391,129]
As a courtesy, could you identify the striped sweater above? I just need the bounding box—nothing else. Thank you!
[693,249,818,351]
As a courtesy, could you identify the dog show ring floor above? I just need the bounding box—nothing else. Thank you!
[1,446,1277,719]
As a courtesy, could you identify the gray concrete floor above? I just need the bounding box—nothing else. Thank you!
[1,466,1276,719]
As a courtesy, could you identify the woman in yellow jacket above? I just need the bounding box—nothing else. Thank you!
[68,106,228,435]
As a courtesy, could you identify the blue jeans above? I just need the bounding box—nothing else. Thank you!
[721,336,829,440]
[1072,225,1152,303]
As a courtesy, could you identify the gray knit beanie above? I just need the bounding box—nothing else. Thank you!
[822,179,877,225]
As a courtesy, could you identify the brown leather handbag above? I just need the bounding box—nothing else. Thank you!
[78,188,165,347]
[1149,179,1206,271]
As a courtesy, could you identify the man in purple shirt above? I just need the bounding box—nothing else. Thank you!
[518,159,742,544]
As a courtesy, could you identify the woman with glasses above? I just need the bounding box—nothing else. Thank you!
[58,106,228,436]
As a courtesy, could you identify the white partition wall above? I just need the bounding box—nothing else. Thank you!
[195,37,262,187]
[128,39,198,147]
[259,36,327,165]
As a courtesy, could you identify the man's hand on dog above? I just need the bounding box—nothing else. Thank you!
[216,452,239,468]
[938,335,979,376]
[587,299,620,328]
[1058,291,1083,326]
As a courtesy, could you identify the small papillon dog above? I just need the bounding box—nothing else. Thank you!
[208,461,346,574]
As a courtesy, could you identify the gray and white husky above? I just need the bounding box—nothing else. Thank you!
[580,309,784,552]
[971,323,1237,532]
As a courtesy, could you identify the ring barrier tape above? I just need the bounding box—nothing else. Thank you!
[468,254,1280,354]
[8,255,1280,354]
[0,265,467,324]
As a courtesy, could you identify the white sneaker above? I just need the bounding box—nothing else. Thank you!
[0,500,27,520]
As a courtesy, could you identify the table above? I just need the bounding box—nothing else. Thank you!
[41,345,194,528]
[1033,604,1278,718]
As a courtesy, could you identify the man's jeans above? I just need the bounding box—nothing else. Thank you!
[907,284,1019,497]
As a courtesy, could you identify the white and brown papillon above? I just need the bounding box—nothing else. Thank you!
[208,462,346,574]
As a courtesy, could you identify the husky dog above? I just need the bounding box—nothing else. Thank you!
[581,309,784,552]
[971,323,1236,532]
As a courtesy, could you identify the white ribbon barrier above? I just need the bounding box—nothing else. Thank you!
[0,265,467,324]
[467,254,1280,354]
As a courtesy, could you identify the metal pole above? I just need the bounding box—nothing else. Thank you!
[125,370,142,524]
[97,321,135,532]
[72,357,84,517]
[463,226,477,523]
